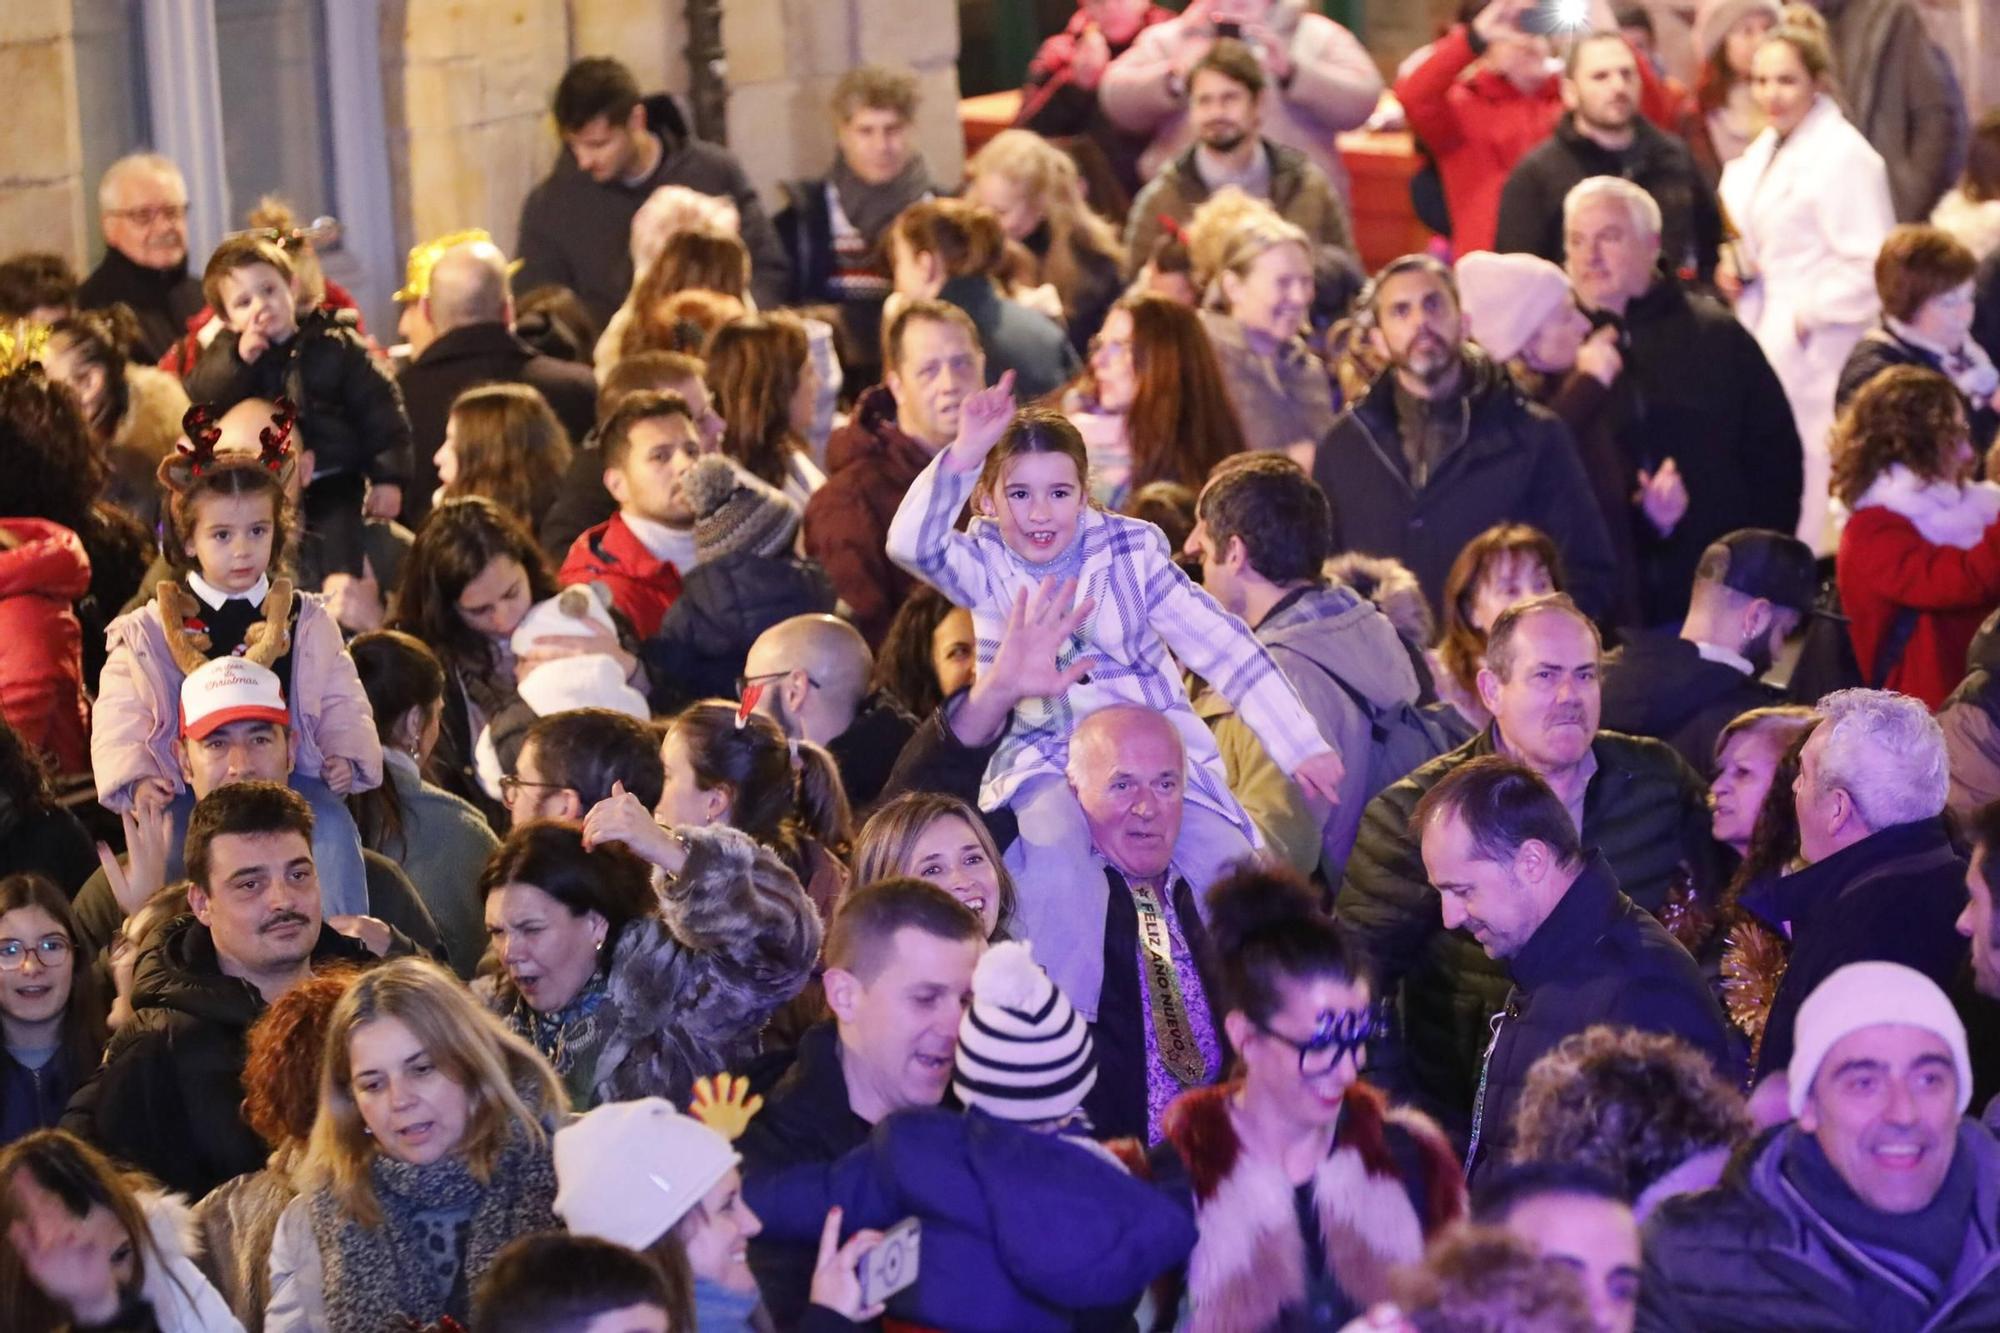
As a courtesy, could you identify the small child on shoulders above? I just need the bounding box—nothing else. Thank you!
[91,403,383,818]
[185,235,411,579]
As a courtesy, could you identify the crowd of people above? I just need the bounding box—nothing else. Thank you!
[4,0,2000,1328]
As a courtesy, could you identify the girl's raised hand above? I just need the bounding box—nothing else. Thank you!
[947,370,1018,468]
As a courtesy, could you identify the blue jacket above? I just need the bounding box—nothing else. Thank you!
[745,1107,1194,1333]
[0,1046,76,1146]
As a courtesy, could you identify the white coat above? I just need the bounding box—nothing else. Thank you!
[1719,93,1894,551]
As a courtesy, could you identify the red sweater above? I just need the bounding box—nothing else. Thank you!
[559,513,683,641]
[0,519,92,777]
[1838,506,2000,709]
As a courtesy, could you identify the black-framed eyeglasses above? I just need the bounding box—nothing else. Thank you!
[104,204,188,226]
[1256,1004,1383,1077]
[499,774,570,804]
[737,669,820,697]
[0,937,73,971]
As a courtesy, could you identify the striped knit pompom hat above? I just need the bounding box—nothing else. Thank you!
[952,939,1097,1122]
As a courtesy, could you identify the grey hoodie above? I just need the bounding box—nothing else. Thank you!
[1195,583,1419,880]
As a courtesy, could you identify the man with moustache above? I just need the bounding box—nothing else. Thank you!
[1313,255,1617,619]
[77,154,203,363]
[1122,38,1355,278]
[1338,595,1716,1142]
[1414,755,1730,1183]
[64,781,412,1199]
[1494,32,1719,284]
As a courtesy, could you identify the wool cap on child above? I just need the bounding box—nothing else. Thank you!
[686,454,802,564]
[953,939,1098,1123]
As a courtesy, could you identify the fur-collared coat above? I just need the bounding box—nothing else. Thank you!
[136,1188,249,1332]
[1148,1080,1464,1332]
[483,822,823,1109]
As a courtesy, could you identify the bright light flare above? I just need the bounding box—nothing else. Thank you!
[1550,0,1592,30]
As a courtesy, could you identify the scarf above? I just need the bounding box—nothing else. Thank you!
[308,1128,558,1333]
[507,974,611,1077]
[1853,463,2000,549]
[829,152,933,245]
[1883,318,2000,402]
[690,1278,768,1333]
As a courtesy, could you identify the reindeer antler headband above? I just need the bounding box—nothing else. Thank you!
[162,397,299,494]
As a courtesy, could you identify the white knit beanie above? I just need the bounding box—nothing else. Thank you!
[953,940,1097,1123]
[1786,962,1973,1119]
[1454,251,1575,365]
[553,1098,740,1250]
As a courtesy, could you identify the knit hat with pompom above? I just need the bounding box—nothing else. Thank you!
[952,939,1097,1123]
[686,454,802,563]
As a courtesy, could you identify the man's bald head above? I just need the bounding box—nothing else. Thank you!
[744,614,875,743]
[423,240,512,334]
[1069,706,1186,879]
[211,399,309,499]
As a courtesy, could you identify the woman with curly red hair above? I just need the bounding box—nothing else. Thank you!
[1834,365,2000,707]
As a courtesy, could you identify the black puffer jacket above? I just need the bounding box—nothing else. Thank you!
[644,552,835,712]
[1335,727,1717,1142]
[61,917,385,1198]
[1313,350,1619,619]
[183,306,413,485]
[1638,1121,2000,1332]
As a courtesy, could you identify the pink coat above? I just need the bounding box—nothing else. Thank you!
[90,590,383,813]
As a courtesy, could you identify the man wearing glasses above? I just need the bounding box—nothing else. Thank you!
[77,153,204,363]
[1412,754,1731,1184]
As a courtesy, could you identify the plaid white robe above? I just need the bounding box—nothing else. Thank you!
[887,450,1334,831]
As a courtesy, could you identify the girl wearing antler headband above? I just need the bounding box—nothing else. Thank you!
[89,400,384,831]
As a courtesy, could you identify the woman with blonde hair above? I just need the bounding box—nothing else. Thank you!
[433,382,574,531]
[1189,195,1335,460]
[1718,22,1894,550]
[888,197,1079,400]
[264,958,566,1333]
[704,313,826,505]
[965,129,1126,354]
[851,792,1014,939]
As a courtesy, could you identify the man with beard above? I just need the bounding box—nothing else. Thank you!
[1122,38,1354,278]
[1494,32,1719,284]
[1641,963,2000,1331]
[1338,595,1716,1142]
[76,154,203,364]
[1312,255,1617,619]
[1415,754,1728,1184]
[63,781,412,1198]
[1600,529,1815,771]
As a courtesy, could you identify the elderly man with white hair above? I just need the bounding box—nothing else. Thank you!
[1743,688,1970,1098]
[76,153,203,363]
[1561,173,1803,623]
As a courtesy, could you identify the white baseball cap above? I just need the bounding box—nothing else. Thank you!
[179,658,290,741]
[553,1098,740,1251]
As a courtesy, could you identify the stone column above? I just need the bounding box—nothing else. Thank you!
[0,2,88,271]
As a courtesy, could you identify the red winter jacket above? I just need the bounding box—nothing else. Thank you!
[1839,505,2000,709]
[1396,26,1684,255]
[803,386,941,647]
[559,514,684,641]
[0,519,92,777]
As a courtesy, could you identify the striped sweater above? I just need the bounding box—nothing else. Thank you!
[886,449,1333,829]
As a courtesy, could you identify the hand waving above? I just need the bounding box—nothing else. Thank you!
[946,370,1019,470]
[690,1073,765,1141]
